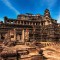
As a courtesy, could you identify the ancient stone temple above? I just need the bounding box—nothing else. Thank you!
[0,9,60,43]
[0,9,60,60]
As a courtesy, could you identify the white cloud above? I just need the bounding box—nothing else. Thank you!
[1,0,20,15]
[42,0,57,9]
[57,13,60,23]
[46,0,56,7]
[0,18,3,21]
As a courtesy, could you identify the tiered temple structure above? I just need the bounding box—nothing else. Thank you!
[0,9,60,43]
[0,9,60,60]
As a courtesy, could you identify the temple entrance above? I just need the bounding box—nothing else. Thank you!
[1,35,5,40]
[0,34,5,40]
[17,34,21,42]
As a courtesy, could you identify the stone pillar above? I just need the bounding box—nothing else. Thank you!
[10,21,11,24]
[10,29,16,41]
[17,21,18,24]
[40,23,41,26]
[23,21,24,25]
[0,34,1,40]
[20,21,21,24]
[29,22,30,25]
[26,22,28,25]
[35,23,36,25]
[17,34,21,41]
[24,29,29,42]
[5,33,7,40]
[21,29,25,42]
[14,29,16,41]
[31,22,33,25]
[13,21,14,24]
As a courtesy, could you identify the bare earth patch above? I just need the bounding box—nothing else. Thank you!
[42,44,60,60]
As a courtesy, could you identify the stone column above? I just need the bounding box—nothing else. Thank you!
[35,23,36,25]
[40,23,41,26]
[17,21,18,24]
[24,29,29,42]
[21,29,25,42]
[23,21,24,25]
[26,22,28,25]
[17,34,20,41]
[5,33,7,40]
[9,21,11,24]
[29,22,30,25]
[10,29,16,41]
[14,29,16,41]
[20,21,21,25]
[0,34,1,40]
[31,22,33,25]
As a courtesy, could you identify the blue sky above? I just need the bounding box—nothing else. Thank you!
[0,0,60,22]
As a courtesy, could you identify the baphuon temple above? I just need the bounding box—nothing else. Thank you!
[0,9,60,60]
[0,9,60,43]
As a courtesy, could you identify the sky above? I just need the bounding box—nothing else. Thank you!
[0,0,60,22]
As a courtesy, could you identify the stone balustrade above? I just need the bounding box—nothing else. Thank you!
[40,42,60,47]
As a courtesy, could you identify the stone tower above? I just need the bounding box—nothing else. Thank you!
[44,9,51,18]
[44,9,52,25]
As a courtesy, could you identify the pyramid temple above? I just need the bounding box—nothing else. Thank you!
[0,9,60,60]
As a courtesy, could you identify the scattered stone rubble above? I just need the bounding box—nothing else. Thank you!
[0,41,60,60]
[0,41,44,60]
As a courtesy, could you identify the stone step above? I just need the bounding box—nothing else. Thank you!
[16,42,25,45]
